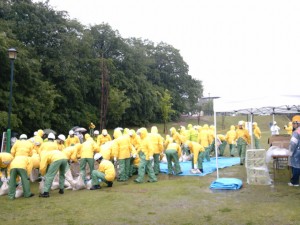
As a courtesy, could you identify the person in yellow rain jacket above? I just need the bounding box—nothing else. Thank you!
[198,124,211,161]
[170,127,184,146]
[56,134,66,151]
[187,124,198,142]
[8,156,34,199]
[149,126,164,175]
[39,150,68,197]
[165,138,182,175]
[90,153,116,190]
[187,141,205,173]
[0,152,14,187]
[129,129,140,177]
[225,125,237,157]
[33,129,44,153]
[62,143,81,163]
[217,134,227,156]
[77,134,99,182]
[284,121,293,136]
[252,122,262,149]
[134,128,157,183]
[96,129,112,146]
[38,133,59,155]
[65,130,80,147]
[11,134,34,157]
[235,121,251,165]
[112,128,132,181]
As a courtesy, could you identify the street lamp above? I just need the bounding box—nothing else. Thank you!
[6,48,17,152]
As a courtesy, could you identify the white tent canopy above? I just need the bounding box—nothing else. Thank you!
[212,94,300,179]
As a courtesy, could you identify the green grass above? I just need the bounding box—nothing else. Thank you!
[1,115,299,225]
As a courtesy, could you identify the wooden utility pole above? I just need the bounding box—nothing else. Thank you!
[99,55,109,131]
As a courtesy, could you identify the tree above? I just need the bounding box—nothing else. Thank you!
[160,90,175,134]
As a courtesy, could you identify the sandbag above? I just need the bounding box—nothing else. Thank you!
[51,173,60,190]
[72,174,86,190]
[15,184,23,198]
[30,168,39,182]
[0,181,9,196]
[39,179,45,193]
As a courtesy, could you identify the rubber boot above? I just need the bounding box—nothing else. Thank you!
[39,192,49,198]
[59,189,64,194]
[107,182,113,187]
[90,185,101,190]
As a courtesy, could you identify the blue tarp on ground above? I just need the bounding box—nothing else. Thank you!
[210,178,243,190]
[159,157,240,176]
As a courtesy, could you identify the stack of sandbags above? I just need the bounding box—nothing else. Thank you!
[245,149,272,185]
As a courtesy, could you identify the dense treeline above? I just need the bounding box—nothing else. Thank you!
[0,0,203,135]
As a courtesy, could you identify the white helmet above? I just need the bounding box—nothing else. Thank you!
[273,121,277,125]
[20,134,27,140]
[58,134,66,141]
[34,131,37,136]
[238,121,244,126]
[48,133,55,140]
[94,130,99,135]
[94,153,103,161]
[102,129,108,136]
[69,130,74,135]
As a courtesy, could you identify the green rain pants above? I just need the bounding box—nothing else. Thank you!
[237,138,247,164]
[219,141,227,156]
[254,137,260,149]
[91,170,108,185]
[80,158,94,181]
[153,153,160,175]
[44,159,68,193]
[204,146,211,162]
[165,149,182,175]
[191,152,205,170]
[135,151,157,183]
[229,144,236,156]
[118,158,130,181]
[8,168,32,199]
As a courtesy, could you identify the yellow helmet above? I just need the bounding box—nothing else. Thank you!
[292,115,300,124]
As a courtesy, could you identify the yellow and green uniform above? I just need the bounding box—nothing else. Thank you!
[235,125,251,164]
[187,141,205,170]
[39,150,68,193]
[165,141,182,175]
[198,124,211,161]
[149,126,164,175]
[91,159,116,186]
[11,139,34,157]
[253,123,261,149]
[0,153,14,187]
[8,156,34,199]
[65,135,80,147]
[225,125,237,156]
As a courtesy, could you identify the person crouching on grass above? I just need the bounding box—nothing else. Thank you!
[90,153,116,190]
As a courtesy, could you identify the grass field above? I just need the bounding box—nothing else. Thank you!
[1,115,299,225]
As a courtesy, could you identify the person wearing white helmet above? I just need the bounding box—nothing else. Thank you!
[270,121,280,135]
[65,130,80,147]
[38,133,59,155]
[96,129,112,146]
[57,134,66,151]
[10,134,34,157]
[93,130,99,142]
[235,121,251,165]
[90,153,116,190]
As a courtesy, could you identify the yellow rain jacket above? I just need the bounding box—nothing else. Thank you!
[8,156,33,176]
[0,152,14,169]
[99,141,114,160]
[225,125,237,144]
[149,126,164,154]
[31,153,40,169]
[97,159,116,182]
[62,143,81,162]
[38,141,59,155]
[253,123,261,139]
[166,142,182,158]
[78,138,99,159]
[208,125,215,145]
[11,139,34,157]
[170,127,184,145]
[112,129,132,159]
[33,130,44,152]
[39,150,68,176]
[235,128,251,144]
[198,124,210,147]
[96,132,112,146]
[188,124,198,142]
[65,135,80,147]
[187,141,204,165]
[284,122,293,135]
[138,128,154,160]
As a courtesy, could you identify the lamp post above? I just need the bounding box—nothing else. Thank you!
[6,48,17,153]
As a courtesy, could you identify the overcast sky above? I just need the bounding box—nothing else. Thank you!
[36,0,300,99]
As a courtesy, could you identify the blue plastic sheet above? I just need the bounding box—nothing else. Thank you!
[159,157,240,176]
[210,178,243,190]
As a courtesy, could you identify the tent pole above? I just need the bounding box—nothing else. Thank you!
[250,113,254,149]
[213,101,219,179]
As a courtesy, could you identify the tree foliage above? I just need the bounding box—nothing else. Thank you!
[0,0,203,135]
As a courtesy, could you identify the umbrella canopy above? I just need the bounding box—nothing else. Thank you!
[74,127,87,133]
[43,128,57,135]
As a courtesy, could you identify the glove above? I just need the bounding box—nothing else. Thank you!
[114,157,117,162]
[132,154,137,158]
[1,176,6,182]
[194,164,198,169]
[149,156,154,161]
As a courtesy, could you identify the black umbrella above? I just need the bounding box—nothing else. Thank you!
[43,128,57,135]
